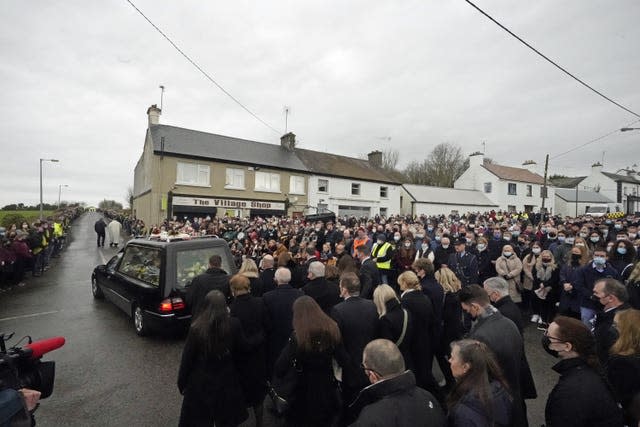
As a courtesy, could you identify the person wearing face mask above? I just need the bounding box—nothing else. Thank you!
[573,248,620,327]
[588,231,604,253]
[552,231,573,265]
[448,238,479,288]
[558,246,588,319]
[415,236,435,263]
[522,242,542,321]
[393,238,417,279]
[531,250,560,329]
[352,227,371,258]
[495,245,523,305]
[609,240,637,282]
[476,237,495,284]
[542,316,623,427]
[458,285,529,427]
[371,233,394,286]
[434,236,454,270]
[591,278,630,365]
[488,228,507,262]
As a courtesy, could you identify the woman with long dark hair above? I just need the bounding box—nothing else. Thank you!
[178,290,262,427]
[274,296,346,427]
[447,339,512,427]
[543,316,623,426]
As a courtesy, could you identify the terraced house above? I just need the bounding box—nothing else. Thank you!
[132,105,401,226]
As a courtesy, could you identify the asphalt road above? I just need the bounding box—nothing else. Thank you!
[0,213,558,427]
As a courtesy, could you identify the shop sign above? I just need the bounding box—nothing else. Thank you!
[173,196,285,211]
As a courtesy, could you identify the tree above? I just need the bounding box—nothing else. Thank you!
[380,148,399,171]
[404,142,469,187]
[98,199,123,211]
[125,186,134,209]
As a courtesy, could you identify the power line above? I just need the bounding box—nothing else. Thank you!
[550,118,640,160]
[124,0,282,134]
[463,0,640,119]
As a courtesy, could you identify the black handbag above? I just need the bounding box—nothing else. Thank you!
[267,356,301,416]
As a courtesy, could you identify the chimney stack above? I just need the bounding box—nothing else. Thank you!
[469,151,484,168]
[280,132,296,151]
[147,104,161,127]
[368,150,383,168]
[522,160,537,174]
[591,162,603,175]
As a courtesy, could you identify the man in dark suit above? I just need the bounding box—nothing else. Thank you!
[186,254,230,318]
[259,254,277,294]
[483,276,524,333]
[262,267,304,377]
[302,261,341,313]
[448,237,479,287]
[330,272,379,423]
[356,245,380,299]
[460,285,532,427]
[592,278,630,364]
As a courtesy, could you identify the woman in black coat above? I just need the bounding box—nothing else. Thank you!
[558,247,586,319]
[531,250,561,327]
[229,275,271,427]
[273,296,348,427]
[398,271,443,402]
[373,284,414,372]
[475,237,495,284]
[178,290,263,427]
[607,309,640,426]
[543,316,623,427]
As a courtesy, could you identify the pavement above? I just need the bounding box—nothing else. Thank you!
[0,212,558,427]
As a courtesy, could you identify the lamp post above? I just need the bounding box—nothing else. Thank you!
[40,158,59,219]
[58,184,69,208]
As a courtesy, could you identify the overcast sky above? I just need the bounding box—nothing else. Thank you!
[1,1,639,208]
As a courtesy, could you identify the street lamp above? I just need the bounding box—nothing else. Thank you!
[58,184,69,208]
[621,128,640,132]
[40,158,59,219]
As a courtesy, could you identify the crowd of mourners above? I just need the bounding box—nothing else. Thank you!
[0,207,83,292]
[115,209,640,426]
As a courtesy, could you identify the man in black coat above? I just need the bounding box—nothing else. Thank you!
[448,237,479,287]
[259,254,277,294]
[186,255,230,318]
[356,245,380,299]
[291,247,317,288]
[592,278,630,364]
[483,276,524,334]
[262,267,303,377]
[460,285,530,427]
[433,236,455,270]
[302,261,341,313]
[94,218,107,247]
[350,339,445,427]
[330,272,379,420]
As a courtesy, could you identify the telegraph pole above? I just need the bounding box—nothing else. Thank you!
[541,154,549,213]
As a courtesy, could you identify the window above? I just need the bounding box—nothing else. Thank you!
[380,186,388,198]
[225,168,245,189]
[351,183,361,196]
[176,246,233,288]
[318,179,328,193]
[507,205,516,212]
[526,185,532,197]
[289,176,305,195]
[118,246,161,287]
[177,162,210,187]
[508,183,517,195]
[255,171,280,192]
[484,182,492,193]
[380,207,388,217]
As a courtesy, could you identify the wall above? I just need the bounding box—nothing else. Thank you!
[412,202,498,216]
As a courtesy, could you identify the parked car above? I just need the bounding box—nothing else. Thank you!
[91,236,236,336]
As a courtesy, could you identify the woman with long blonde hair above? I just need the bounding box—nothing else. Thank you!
[435,266,464,384]
[373,284,414,373]
[238,258,264,297]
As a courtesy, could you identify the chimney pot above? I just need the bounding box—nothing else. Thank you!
[280,132,296,151]
[368,150,383,168]
[147,104,161,127]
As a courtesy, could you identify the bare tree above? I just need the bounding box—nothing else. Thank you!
[403,142,469,187]
[380,148,399,171]
[125,186,134,209]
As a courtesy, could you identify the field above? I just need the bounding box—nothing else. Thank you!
[0,210,54,227]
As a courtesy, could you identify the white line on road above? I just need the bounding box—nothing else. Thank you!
[0,310,61,322]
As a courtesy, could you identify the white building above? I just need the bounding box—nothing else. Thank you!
[454,153,555,213]
[577,163,640,214]
[296,150,401,218]
[400,184,498,216]
[554,188,615,217]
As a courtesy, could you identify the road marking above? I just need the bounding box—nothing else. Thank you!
[99,251,108,264]
[0,310,61,322]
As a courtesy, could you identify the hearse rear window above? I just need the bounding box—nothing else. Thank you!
[118,246,161,287]
[176,246,234,288]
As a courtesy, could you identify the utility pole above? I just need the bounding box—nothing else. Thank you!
[159,85,165,111]
[575,185,578,217]
[541,154,549,213]
[283,106,290,133]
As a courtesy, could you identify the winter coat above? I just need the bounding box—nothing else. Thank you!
[532,259,560,303]
[177,317,260,427]
[229,294,271,407]
[441,291,464,349]
[186,267,230,317]
[94,219,106,234]
[558,262,582,314]
[493,296,523,334]
[607,354,640,426]
[448,381,512,427]
[495,255,523,303]
[302,276,341,313]
[545,357,623,427]
[593,303,630,365]
[379,299,414,372]
[350,370,445,427]
[476,249,495,284]
[521,253,539,291]
[574,262,620,310]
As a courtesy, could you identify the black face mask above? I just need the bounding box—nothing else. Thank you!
[542,335,559,358]
[571,253,581,263]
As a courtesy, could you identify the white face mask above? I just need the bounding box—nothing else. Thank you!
[421,244,429,251]
[442,244,449,249]
[394,236,401,242]
[532,248,541,255]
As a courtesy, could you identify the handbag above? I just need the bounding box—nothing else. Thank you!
[267,355,302,416]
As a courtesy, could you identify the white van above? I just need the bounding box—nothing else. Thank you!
[585,204,609,217]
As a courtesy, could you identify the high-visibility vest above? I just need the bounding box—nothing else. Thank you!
[53,222,63,238]
[373,242,392,270]
[352,237,370,256]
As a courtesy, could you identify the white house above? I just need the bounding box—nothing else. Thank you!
[400,184,498,216]
[296,150,401,218]
[454,153,555,213]
[554,188,615,217]
[577,163,640,214]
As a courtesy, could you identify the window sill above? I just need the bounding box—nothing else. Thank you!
[254,188,281,194]
[175,182,211,188]
[289,192,305,196]
[224,185,246,191]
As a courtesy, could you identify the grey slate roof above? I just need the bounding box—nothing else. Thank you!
[602,171,640,184]
[550,176,586,188]
[149,125,308,172]
[555,188,614,203]
[403,184,498,207]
